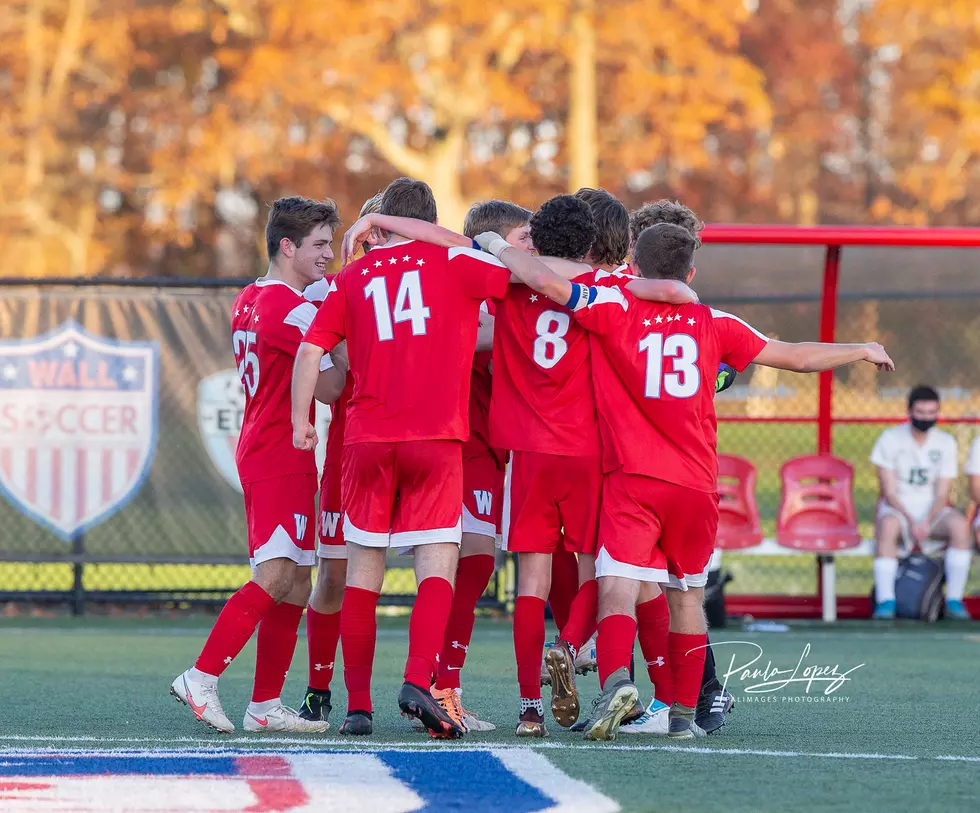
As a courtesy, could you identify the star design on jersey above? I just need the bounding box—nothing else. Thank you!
[362,268,371,275]
[643,319,652,326]
[418,259,425,265]
[530,294,538,302]
[402,255,411,262]
[389,257,398,265]
[374,260,382,268]
[253,314,259,323]
[655,315,663,324]
[243,305,250,314]
[688,317,696,325]
[235,309,240,317]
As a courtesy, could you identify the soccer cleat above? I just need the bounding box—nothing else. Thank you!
[946,599,972,620]
[574,635,598,675]
[431,686,467,733]
[696,689,734,735]
[340,710,374,736]
[546,640,580,727]
[170,670,234,734]
[515,708,548,738]
[456,689,496,732]
[620,699,670,735]
[243,702,330,733]
[540,638,555,686]
[582,669,638,742]
[667,702,707,740]
[872,599,896,620]
[398,681,464,739]
[298,688,332,722]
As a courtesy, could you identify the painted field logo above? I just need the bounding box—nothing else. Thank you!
[197,369,330,493]
[0,322,158,541]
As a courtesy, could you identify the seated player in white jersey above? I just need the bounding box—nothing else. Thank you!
[870,386,972,620]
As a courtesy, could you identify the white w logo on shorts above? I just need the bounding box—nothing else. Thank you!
[294,513,308,541]
[320,511,341,538]
[473,490,493,516]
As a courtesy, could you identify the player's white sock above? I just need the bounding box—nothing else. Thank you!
[247,697,281,714]
[873,557,898,603]
[944,548,972,601]
[521,697,544,715]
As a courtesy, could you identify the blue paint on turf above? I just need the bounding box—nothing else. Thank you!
[380,751,554,813]
[0,754,242,777]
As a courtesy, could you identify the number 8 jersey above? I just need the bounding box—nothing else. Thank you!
[231,278,328,484]
[304,239,511,443]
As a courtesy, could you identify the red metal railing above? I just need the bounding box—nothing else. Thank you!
[700,225,980,620]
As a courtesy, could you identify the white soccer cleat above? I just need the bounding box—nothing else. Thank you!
[243,701,331,733]
[619,704,669,736]
[170,670,235,734]
[456,689,497,732]
[574,635,597,675]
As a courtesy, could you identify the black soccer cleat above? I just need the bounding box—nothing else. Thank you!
[695,688,734,735]
[299,688,332,723]
[398,681,464,739]
[339,710,373,736]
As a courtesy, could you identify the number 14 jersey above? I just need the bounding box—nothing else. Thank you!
[304,239,511,444]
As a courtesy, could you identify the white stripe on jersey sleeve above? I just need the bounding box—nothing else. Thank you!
[303,277,336,303]
[594,266,635,282]
[284,301,318,334]
[589,284,629,311]
[709,307,769,341]
[447,246,506,267]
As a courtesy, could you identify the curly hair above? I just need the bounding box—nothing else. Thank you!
[529,194,596,260]
[574,188,629,266]
[629,199,704,249]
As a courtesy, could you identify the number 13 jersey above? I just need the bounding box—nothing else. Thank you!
[304,239,511,444]
[489,274,602,457]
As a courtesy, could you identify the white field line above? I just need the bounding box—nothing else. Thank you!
[0,737,978,764]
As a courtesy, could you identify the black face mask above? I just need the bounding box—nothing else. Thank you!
[911,418,937,432]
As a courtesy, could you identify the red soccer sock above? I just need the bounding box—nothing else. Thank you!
[195,581,276,677]
[668,632,708,708]
[434,554,495,690]
[548,547,578,631]
[252,601,304,703]
[404,577,455,689]
[559,578,598,651]
[636,594,673,706]
[341,586,380,713]
[306,607,342,691]
[597,614,637,688]
[514,595,547,699]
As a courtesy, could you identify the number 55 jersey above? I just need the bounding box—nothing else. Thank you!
[303,240,510,547]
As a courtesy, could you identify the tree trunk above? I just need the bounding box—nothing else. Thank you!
[567,0,598,192]
[427,126,469,230]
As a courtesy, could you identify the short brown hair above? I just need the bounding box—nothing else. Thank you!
[463,200,532,239]
[633,223,696,281]
[575,188,629,266]
[629,199,704,248]
[265,197,341,260]
[380,177,437,223]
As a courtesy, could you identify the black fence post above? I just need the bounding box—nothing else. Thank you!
[72,532,85,616]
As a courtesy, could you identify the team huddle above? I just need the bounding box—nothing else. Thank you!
[171,179,894,741]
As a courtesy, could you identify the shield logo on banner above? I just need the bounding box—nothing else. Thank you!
[0,321,159,541]
[197,369,331,493]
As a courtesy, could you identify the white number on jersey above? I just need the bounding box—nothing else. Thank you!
[232,329,259,397]
[365,271,431,341]
[638,332,701,399]
[533,310,570,369]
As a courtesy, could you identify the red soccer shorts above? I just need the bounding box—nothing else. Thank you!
[503,451,601,555]
[462,452,505,538]
[243,473,318,570]
[342,440,463,549]
[317,455,346,560]
[595,468,718,589]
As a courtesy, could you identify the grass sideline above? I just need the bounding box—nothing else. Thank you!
[2,616,979,812]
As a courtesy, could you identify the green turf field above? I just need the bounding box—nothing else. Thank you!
[3,615,978,812]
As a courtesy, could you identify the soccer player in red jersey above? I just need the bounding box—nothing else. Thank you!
[474,222,894,741]
[291,178,549,738]
[171,197,347,735]
[294,193,384,725]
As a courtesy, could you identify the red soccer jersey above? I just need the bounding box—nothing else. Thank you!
[489,276,601,457]
[463,300,506,467]
[304,240,511,444]
[574,286,768,492]
[232,278,332,484]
